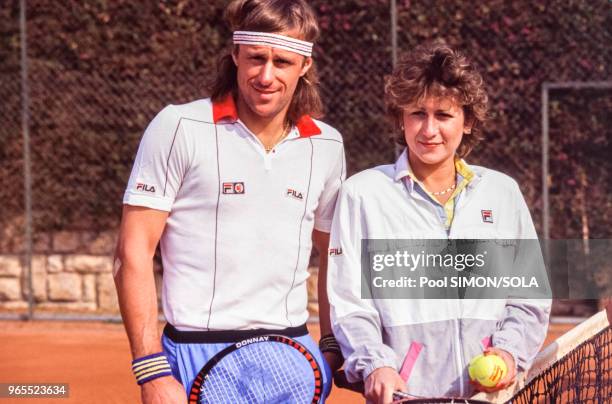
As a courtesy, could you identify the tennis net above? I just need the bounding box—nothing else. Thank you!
[474,310,611,403]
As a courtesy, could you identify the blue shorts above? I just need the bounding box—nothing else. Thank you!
[161,324,332,403]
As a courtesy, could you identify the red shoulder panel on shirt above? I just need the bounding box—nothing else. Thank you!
[212,94,238,123]
[213,94,321,137]
[296,115,322,137]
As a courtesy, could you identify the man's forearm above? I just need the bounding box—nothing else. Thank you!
[317,252,333,336]
[115,258,162,358]
[312,230,333,336]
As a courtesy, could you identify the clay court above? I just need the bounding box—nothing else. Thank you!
[0,320,572,404]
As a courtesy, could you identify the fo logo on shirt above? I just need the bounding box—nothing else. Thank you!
[136,183,156,193]
[222,182,245,194]
[481,210,493,223]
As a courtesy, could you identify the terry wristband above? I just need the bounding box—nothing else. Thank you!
[131,352,173,385]
[319,334,342,356]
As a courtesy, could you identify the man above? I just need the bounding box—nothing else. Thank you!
[114,1,345,402]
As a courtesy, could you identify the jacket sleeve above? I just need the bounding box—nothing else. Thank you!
[492,181,551,372]
[327,182,398,382]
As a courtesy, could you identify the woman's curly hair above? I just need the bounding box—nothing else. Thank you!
[385,40,489,157]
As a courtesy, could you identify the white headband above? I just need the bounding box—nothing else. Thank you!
[233,31,313,57]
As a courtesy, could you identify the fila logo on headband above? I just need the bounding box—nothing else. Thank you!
[481,210,493,223]
[223,182,245,195]
[233,31,313,57]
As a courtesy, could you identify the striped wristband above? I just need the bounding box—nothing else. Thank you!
[319,334,342,356]
[131,352,173,385]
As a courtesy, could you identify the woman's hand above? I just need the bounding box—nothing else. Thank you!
[471,347,517,393]
[364,367,407,404]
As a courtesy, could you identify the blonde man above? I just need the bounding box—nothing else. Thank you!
[115,1,345,402]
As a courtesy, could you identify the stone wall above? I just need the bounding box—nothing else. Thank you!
[0,230,320,317]
[0,230,125,314]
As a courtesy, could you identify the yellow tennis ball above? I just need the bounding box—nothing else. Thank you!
[468,354,507,387]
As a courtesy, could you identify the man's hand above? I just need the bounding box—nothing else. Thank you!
[364,367,407,404]
[471,347,517,393]
[141,376,187,404]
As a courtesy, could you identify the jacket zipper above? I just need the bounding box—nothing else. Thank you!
[455,318,466,396]
[451,190,467,396]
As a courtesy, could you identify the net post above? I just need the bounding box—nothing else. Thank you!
[19,0,34,321]
[541,83,549,243]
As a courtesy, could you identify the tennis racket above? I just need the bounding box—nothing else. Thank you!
[333,370,491,404]
[188,334,323,404]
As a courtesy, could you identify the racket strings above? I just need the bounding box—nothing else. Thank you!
[200,341,315,404]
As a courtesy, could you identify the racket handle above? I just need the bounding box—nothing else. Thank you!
[392,390,411,400]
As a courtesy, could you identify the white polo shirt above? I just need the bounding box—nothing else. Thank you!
[123,95,345,331]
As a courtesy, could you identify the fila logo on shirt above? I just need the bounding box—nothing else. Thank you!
[481,209,493,223]
[222,182,245,194]
[286,188,304,201]
[328,247,343,256]
[136,183,156,193]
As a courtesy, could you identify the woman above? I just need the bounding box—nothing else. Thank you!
[327,40,550,403]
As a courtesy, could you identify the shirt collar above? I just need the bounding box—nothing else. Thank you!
[454,157,475,183]
[212,94,322,137]
[394,148,412,181]
[212,93,239,123]
[393,148,478,191]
